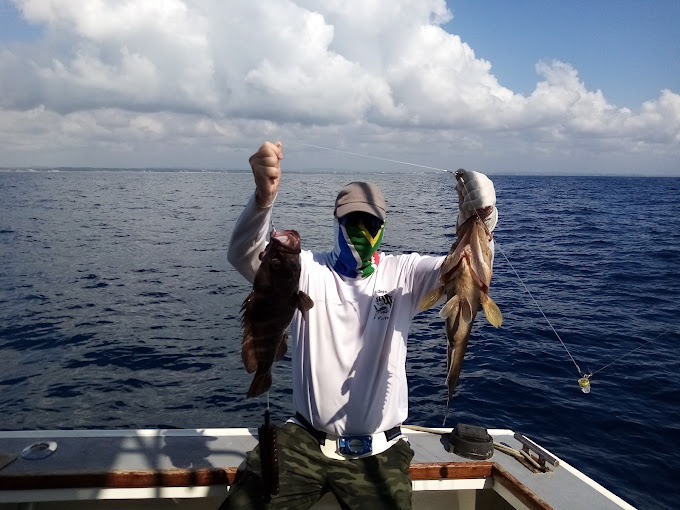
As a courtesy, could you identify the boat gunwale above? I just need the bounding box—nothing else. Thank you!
[0,428,634,510]
[0,461,553,510]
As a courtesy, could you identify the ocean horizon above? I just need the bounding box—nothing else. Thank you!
[1,166,678,177]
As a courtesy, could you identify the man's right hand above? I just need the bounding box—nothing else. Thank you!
[249,141,282,208]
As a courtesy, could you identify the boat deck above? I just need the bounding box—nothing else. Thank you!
[0,427,635,510]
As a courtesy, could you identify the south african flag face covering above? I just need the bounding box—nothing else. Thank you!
[331,215,385,278]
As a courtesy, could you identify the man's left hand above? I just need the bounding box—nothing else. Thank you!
[455,169,498,232]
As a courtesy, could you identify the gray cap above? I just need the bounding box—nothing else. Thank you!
[334,182,386,221]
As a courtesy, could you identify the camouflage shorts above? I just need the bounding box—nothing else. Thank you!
[218,422,414,510]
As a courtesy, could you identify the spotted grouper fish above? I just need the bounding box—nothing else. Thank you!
[419,213,502,401]
[241,229,314,398]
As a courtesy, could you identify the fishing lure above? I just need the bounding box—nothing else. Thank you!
[258,409,280,499]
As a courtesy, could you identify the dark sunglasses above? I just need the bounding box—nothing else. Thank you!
[339,212,384,236]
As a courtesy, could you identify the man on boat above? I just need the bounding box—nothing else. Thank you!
[222,141,498,510]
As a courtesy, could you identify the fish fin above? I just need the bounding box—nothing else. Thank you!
[441,221,474,274]
[274,332,288,361]
[460,297,473,323]
[439,295,460,319]
[440,245,465,275]
[481,294,503,328]
[240,290,255,313]
[241,335,258,373]
[296,291,314,313]
[470,246,491,288]
[469,221,492,285]
[247,367,272,398]
[420,287,444,311]
[440,254,456,276]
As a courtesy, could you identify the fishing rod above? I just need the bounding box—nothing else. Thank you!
[293,141,672,394]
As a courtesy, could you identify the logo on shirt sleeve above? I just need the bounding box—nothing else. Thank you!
[372,291,394,321]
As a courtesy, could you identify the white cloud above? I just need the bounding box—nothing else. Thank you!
[0,0,678,174]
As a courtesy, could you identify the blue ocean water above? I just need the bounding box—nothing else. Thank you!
[0,169,678,509]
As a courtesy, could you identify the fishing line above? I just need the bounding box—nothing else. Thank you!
[455,173,672,393]
[297,143,450,173]
[294,142,666,395]
[588,329,672,378]
[456,174,585,377]
[496,242,584,375]
[266,225,274,413]
[263,219,278,411]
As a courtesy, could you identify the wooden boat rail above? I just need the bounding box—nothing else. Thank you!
[0,461,552,510]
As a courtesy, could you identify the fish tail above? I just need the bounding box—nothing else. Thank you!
[247,368,273,398]
[481,294,503,328]
[442,397,452,427]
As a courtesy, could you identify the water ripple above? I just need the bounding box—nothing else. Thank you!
[0,171,678,509]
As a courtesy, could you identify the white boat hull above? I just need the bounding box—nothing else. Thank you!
[0,427,635,510]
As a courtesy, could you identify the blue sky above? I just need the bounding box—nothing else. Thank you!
[0,1,678,175]
[444,0,680,108]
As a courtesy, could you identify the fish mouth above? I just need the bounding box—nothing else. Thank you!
[271,229,301,251]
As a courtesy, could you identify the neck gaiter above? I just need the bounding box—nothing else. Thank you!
[330,218,384,278]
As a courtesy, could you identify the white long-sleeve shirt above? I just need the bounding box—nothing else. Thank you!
[228,193,444,436]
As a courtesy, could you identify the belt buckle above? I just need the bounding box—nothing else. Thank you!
[338,435,373,456]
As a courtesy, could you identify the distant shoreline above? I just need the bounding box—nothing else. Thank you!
[0,167,678,177]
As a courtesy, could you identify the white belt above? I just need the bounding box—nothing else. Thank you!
[319,431,405,460]
[288,416,405,461]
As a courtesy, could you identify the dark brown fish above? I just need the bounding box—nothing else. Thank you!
[241,229,313,398]
[419,214,502,400]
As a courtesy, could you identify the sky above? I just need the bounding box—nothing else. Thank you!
[0,0,678,175]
